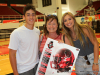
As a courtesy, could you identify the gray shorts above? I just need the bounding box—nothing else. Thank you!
[75,53,100,75]
[19,64,38,75]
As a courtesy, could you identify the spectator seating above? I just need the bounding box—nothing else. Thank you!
[0,6,19,15]
[12,6,44,15]
[12,6,24,14]
[75,1,100,17]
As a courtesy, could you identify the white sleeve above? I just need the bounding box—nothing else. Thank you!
[38,29,40,35]
[34,27,40,35]
[8,30,20,50]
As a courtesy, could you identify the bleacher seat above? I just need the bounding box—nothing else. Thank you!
[12,6,44,15]
[0,6,19,15]
[12,6,24,14]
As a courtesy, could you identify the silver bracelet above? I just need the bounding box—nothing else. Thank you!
[93,62,99,65]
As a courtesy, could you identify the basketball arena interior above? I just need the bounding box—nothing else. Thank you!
[0,0,100,75]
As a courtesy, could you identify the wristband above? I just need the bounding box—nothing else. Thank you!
[93,62,99,65]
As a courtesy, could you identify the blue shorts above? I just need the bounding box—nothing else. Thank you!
[75,53,100,75]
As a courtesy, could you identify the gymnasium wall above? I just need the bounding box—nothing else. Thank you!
[69,0,86,15]
[36,0,57,15]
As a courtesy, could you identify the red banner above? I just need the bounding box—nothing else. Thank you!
[10,4,26,6]
[0,3,7,6]
[3,20,19,23]
[95,14,100,19]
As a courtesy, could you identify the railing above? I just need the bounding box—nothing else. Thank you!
[0,15,46,40]
[0,15,46,30]
[36,15,46,21]
[75,13,84,17]
[0,15,46,20]
[75,7,96,17]
[0,15,23,19]
[36,15,45,28]
[0,33,11,40]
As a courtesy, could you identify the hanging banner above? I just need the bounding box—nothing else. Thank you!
[81,17,84,22]
[10,4,26,6]
[89,17,92,21]
[0,4,7,6]
[95,14,100,19]
[36,38,80,75]
[85,17,88,20]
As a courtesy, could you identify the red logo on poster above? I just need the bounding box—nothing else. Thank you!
[48,41,53,49]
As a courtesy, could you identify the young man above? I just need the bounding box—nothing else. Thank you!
[9,4,40,75]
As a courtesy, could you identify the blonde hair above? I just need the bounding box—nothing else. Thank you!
[61,12,95,47]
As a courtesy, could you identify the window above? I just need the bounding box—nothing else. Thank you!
[61,0,66,4]
[42,0,52,7]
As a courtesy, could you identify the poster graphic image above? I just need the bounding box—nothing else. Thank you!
[50,48,75,73]
[36,38,80,75]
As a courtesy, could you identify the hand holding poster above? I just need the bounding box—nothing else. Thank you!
[36,38,80,75]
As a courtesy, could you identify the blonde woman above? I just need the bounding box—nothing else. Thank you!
[61,12,100,75]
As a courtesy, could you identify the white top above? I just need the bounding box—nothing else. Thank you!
[34,27,40,35]
[8,25,40,73]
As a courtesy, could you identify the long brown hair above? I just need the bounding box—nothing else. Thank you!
[61,12,95,47]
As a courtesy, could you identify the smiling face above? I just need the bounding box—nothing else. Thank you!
[23,9,36,26]
[63,14,75,29]
[46,19,58,33]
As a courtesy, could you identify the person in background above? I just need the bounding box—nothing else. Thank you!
[39,15,71,56]
[9,4,40,75]
[61,12,100,75]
